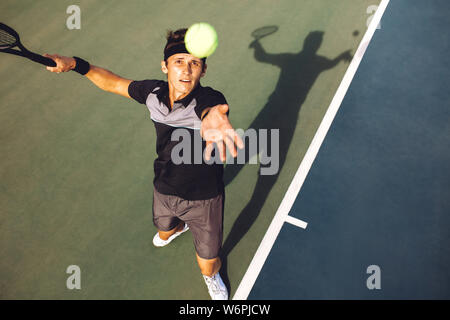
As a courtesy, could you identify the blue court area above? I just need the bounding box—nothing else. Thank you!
[249,0,450,299]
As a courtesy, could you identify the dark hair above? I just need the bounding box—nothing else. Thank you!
[164,28,188,52]
[164,28,206,70]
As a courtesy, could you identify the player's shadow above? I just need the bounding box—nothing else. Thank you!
[219,29,353,295]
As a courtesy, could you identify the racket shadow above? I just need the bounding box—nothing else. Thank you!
[220,30,354,295]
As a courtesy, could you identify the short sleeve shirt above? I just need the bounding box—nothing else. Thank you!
[128,79,227,200]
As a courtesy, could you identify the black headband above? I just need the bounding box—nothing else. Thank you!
[164,41,206,63]
[164,42,188,60]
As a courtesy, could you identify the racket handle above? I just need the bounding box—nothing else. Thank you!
[27,51,57,67]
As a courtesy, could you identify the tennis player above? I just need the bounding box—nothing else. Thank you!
[44,28,243,300]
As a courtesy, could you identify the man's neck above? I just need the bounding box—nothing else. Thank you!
[169,91,188,108]
[168,82,200,109]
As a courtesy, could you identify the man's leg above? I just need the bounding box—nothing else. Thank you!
[153,188,191,246]
[196,253,221,277]
[159,221,185,240]
[197,252,227,300]
[179,193,227,299]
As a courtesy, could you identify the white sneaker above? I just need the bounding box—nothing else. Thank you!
[152,223,189,247]
[203,273,228,300]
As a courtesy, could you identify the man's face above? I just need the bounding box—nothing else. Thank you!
[161,53,206,100]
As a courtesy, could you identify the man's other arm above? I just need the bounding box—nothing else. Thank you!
[44,54,132,98]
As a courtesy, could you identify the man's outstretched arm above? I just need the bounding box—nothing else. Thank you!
[44,54,132,98]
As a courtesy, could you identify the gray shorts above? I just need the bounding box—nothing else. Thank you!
[152,188,224,260]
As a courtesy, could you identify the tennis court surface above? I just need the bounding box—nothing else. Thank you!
[1,0,448,300]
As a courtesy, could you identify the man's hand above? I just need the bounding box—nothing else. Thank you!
[43,54,76,73]
[200,104,244,162]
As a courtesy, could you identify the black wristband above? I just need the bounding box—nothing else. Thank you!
[72,56,90,75]
[201,109,210,120]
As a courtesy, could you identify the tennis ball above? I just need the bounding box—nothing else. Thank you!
[185,23,218,58]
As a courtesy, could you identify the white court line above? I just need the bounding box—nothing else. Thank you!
[285,215,308,229]
[232,0,390,300]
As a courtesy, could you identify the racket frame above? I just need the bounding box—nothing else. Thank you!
[0,22,56,67]
[251,26,279,40]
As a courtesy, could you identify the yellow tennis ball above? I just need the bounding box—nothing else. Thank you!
[185,23,218,58]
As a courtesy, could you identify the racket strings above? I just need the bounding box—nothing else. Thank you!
[0,29,17,49]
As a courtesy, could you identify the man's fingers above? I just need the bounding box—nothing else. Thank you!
[44,54,67,73]
[224,135,237,158]
[202,128,244,160]
[44,54,54,70]
[44,53,58,62]
[204,141,226,162]
[44,54,59,72]
[217,141,226,162]
[224,129,243,156]
[204,141,214,161]
[233,131,244,149]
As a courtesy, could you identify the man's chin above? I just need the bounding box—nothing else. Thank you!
[178,82,197,92]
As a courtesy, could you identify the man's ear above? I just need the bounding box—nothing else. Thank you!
[161,60,168,74]
[201,63,207,78]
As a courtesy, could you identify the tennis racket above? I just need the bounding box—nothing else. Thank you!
[0,22,56,67]
[251,26,279,40]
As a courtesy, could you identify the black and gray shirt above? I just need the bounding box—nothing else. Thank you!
[128,80,227,200]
